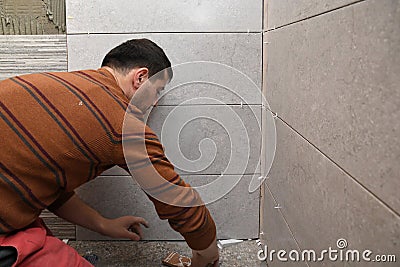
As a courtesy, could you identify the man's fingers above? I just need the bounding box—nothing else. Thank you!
[125,229,140,241]
[130,224,144,239]
[136,217,149,228]
[121,216,149,239]
[123,216,149,228]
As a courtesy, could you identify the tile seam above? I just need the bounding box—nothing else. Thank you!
[276,116,400,218]
[265,184,311,267]
[99,173,261,177]
[66,31,263,35]
[264,0,368,32]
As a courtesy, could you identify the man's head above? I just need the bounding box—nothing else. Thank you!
[101,38,173,112]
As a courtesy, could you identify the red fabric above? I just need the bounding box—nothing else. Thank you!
[0,219,92,267]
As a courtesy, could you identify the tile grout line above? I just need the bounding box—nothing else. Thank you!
[99,173,262,177]
[263,0,368,32]
[259,0,269,247]
[66,31,264,35]
[259,0,266,244]
[155,103,262,107]
[276,116,400,218]
[265,184,311,267]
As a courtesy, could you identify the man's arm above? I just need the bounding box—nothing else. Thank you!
[118,112,219,266]
[50,193,149,240]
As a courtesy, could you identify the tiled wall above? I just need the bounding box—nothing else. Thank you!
[66,0,263,240]
[262,0,399,266]
[0,35,67,80]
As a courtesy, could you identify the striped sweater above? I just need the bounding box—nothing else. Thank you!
[0,68,216,250]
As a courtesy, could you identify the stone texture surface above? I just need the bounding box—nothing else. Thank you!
[100,166,129,176]
[146,105,261,175]
[265,0,359,28]
[66,0,262,33]
[67,33,262,105]
[0,35,67,80]
[265,0,400,212]
[76,175,259,240]
[101,104,262,177]
[262,184,305,267]
[69,240,263,267]
[76,175,179,241]
[264,119,400,266]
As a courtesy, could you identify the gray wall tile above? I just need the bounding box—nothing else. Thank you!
[146,105,261,176]
[76,175,259,240]
[100,166,129,176]
[67,33,262,105]
[264,119,400,264]
[190,175,259,239]
[101,105,262,177]
[66,0,262,33]
[262,185,306,267]
[265,0,400,212]
[267,121,348,252]
[101,104,262,177]
[76,175,180,240]
[0,35,67,80]
[266,0,359,28]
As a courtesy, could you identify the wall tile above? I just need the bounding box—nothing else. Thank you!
[100,166,129,176]
[67,33,262,105]
[189,175,259,239]
[0,35,67,80]
[76,175,259,240]
[100,104,261,177]
[146,105,261,176]
[66,0,262,33]
[266,0,358,28]
[265,0,400,212]
[262,184,306,267]
[76,175,180,240]
[267,121,348,256]
[264,119,400,265]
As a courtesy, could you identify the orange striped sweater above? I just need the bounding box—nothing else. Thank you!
[0,68,216,250]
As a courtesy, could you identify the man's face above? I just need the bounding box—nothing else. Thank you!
[131,70,169,113]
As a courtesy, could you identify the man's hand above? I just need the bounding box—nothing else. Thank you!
[191,237,219,267]
[99,216,149,241]
[52,194,149,240]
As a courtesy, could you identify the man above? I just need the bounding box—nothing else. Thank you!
[0,39,219,266]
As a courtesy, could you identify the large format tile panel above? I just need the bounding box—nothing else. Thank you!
[265,119,399,266]
[265,0,400,212]
[76,175,259,240]
[0,35,67,80]
[101,105,261,177]
[146,105,261,176]
[67,33,262,105]
[265,0,360,29]
[66,0,262,34]
[262,184,305,267]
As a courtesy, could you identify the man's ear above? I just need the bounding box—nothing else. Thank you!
[131,68,149,90]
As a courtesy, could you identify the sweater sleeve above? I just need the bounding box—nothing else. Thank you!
[47,190,75,212]
[115,112,217,250]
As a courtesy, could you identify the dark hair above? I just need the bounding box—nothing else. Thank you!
[101,38,173,80]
